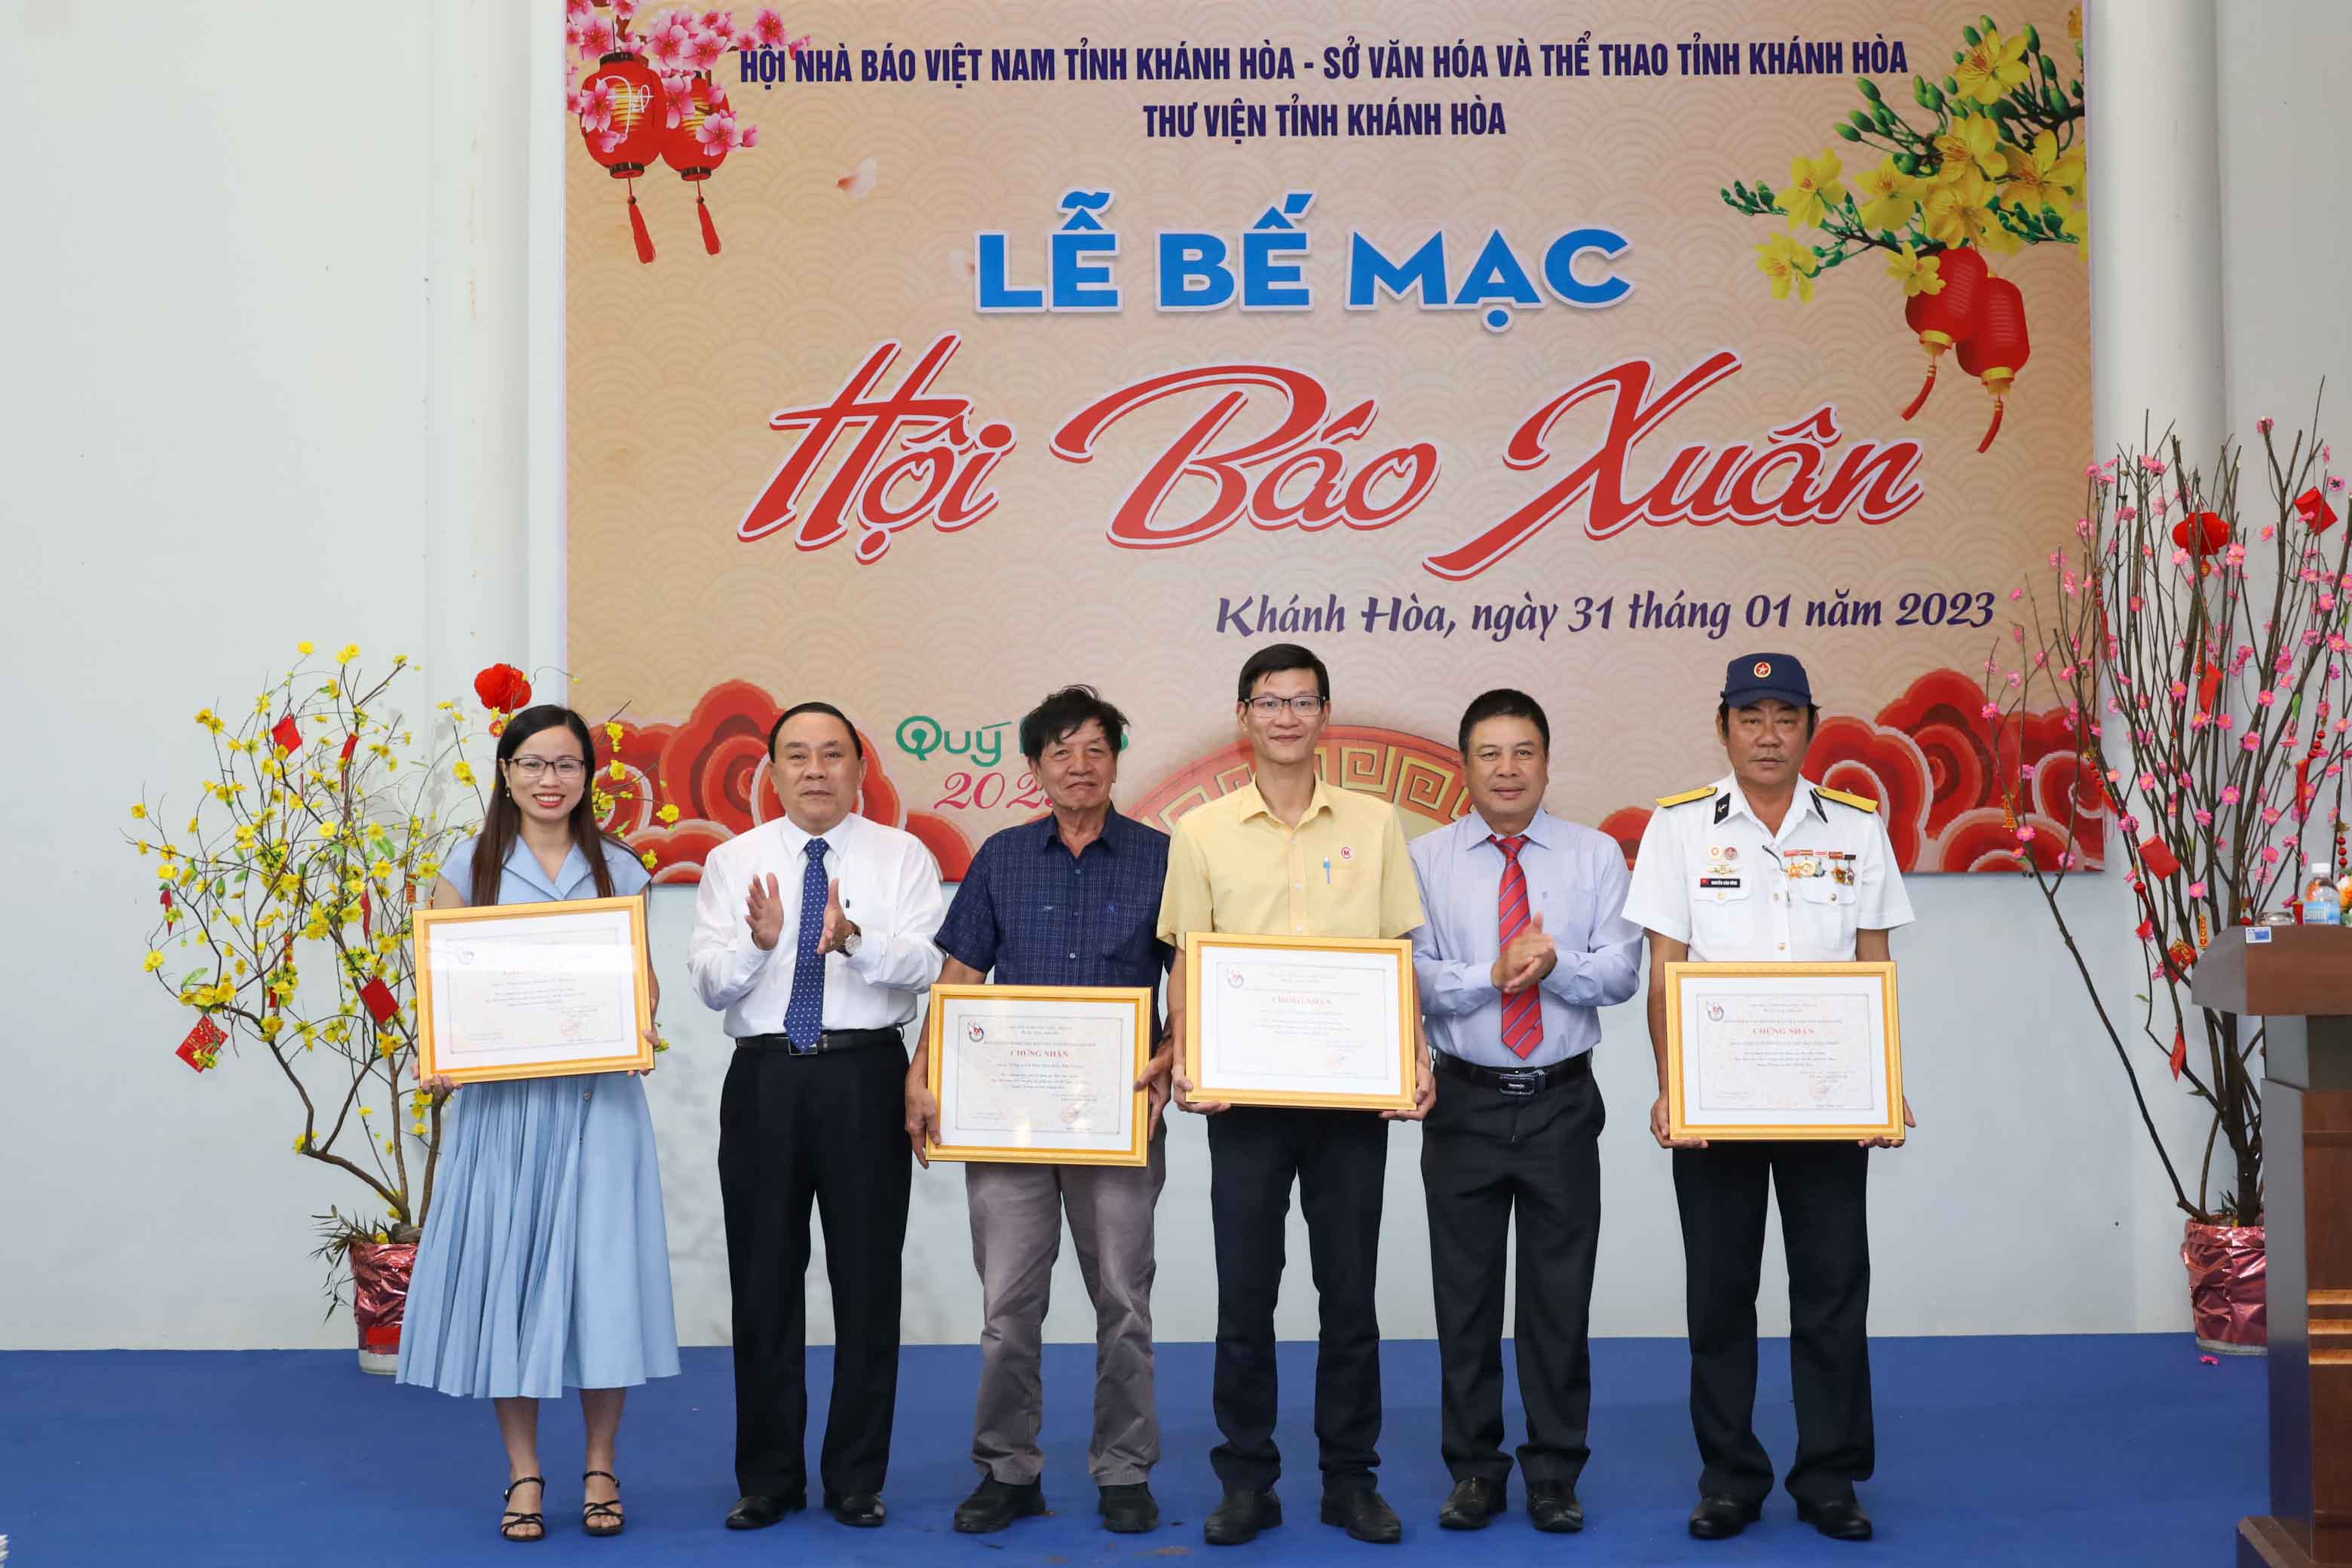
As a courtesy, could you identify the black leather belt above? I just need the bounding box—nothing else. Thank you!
[1435,1051,1591,1098]
[737,1027,902,1058]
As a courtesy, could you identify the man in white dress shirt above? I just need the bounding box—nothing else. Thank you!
[688,700,945,1532]
[1621,654,1914,1545]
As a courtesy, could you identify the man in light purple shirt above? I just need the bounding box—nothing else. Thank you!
[1407,689,1642,1536]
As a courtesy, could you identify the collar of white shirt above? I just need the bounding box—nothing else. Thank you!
[1715,773,1829,840]
[767,811,859,865]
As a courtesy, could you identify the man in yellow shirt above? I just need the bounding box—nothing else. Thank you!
[1153,643,1433,1547]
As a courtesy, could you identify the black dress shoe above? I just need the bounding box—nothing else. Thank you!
[1437,1477,1504,1530]
[1099,1482,1160,1533]
[724,1492,804,1530]
[954,1476,1046,1533]
[1321,1488,1403,1544]
[1204,1488,1282,1545]
[1688,1495,1763,1539]
[1796,1497,1874,1541]
[1527,1480,1585,1534]
[828,1493,887,1528]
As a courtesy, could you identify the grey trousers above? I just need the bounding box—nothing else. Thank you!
[966,1134,1166,1485]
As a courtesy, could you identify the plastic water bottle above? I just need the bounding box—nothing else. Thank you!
[2307,861,2342,926]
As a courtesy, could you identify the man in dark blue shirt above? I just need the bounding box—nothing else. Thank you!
[907,687,1174,1537]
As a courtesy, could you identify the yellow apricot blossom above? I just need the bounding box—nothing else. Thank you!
[1955,26,2032,105]
[1853,157,1920,233]
[1775,149,1846,229]
[1753,233,1821,302]
[1931,116,2005,182]
[1923,170,2012,252]
[2001,130,2086,212]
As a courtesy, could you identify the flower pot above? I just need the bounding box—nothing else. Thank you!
[2182,1220,2266,1355]
[348,1239,417,1376]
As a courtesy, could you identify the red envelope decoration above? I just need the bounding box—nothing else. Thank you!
[271,715,305,755]
[2139,838,2182,880]
[360,977,400,1026]
[2296,487,2339,533]
[176,1015,226,1072]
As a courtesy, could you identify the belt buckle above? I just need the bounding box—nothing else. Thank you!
[785,1033,820,1057]
[1497,1067,1539,1098]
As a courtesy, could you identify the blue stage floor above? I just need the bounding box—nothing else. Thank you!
[0,1335,2260,1565]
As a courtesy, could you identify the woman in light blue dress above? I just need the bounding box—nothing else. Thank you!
[398,705,680,1542]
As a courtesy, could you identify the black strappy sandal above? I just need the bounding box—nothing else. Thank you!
[582,1470,626,1537]
[501,1476,547,1542]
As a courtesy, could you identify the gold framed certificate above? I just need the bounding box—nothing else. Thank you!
[1664,960,1903,1141]
[413,896,655,1084]
[924,985,1153,1166]
[1183,933,1417,1112]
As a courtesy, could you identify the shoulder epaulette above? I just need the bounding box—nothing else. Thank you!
[1818,786,1879,813]
[1655,786,1719,810]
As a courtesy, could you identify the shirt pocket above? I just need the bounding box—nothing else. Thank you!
[1095,899,1159,967]
[1794,871,1857,951]
[1533,885,1590,951]
[1689,874,1752,949]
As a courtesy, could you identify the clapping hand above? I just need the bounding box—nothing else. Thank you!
[1491,913,1557,994]
[745,874,786,951]
[816,877,860,955]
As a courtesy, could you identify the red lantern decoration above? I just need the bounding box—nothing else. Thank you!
[577,52,669,264]
[1955,274,2030,452]
[474,663,533,713]
[1898,245,1989,420]
[2170,512,2231,558]
[660,74,729,256]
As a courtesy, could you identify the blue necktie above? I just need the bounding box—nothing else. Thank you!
[781,838,830,1047]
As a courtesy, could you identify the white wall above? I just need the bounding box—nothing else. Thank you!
[3,0,2338,1350]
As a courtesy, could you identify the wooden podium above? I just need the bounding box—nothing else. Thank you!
[2194,927,2352,1566]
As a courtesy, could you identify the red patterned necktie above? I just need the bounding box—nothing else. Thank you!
[1492,834,1541,1059]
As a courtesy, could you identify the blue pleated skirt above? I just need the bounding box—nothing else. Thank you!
[397,1072,679,1399]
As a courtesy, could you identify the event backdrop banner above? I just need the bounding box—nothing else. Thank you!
[564,2,2096,880]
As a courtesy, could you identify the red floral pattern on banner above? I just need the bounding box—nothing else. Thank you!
[593,679,974,881]
[1601,666,2105,873]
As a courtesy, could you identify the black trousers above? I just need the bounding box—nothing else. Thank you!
[1421,1065,1603,1489]
[1671,1141,1873,1507]
[717,1040,911,1500]
[1206,1106,1389,1494]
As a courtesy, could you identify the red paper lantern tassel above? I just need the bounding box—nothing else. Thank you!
[1899,354,1941,421]
[1976,396,2006,452]
[698,190,721,255]
[1898,247,1989,420]
[626,182,655,264]
[1956,276,2031,453]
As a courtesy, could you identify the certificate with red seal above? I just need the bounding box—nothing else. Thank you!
[1665,961,1904,1141]
[924,985,1154,1166]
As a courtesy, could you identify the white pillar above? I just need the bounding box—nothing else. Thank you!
[2087,0,2225,459]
